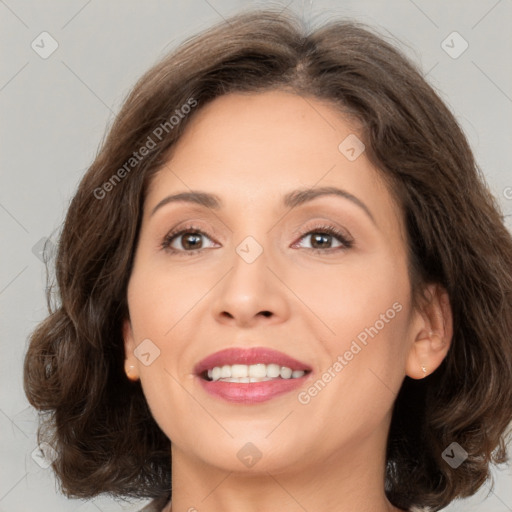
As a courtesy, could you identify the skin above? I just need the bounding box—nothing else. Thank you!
[123,90,453,512]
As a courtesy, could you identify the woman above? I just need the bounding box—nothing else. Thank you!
[24,8,512,512]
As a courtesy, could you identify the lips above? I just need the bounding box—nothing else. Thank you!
[194,346,312,377]
[193,347,313,404]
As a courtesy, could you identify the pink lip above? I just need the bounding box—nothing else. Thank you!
[197,377,310,403]
[194,347,313,404]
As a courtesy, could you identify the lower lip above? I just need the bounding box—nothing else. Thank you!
[197,375,309,403]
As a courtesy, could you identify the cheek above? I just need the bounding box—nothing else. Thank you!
[289,246,409,335]
[127,262,210,337]
[293,248,411,391]
[125,265,211,420]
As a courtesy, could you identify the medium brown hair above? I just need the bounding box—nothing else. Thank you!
[24,8,512,511]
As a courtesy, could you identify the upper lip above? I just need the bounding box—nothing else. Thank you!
[194,347,312,376]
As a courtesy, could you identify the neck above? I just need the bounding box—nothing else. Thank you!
[165,415,403,512]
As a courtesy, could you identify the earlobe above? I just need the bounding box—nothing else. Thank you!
[124,361,140,382]
[406,333,449,379]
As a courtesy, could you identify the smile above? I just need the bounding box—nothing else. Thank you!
[194,346,312,403]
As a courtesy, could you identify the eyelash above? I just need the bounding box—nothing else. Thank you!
[160,223,354,256]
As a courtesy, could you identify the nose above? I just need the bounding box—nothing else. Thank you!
[211,242,290,328]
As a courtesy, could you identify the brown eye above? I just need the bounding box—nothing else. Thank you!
[293,224,354,253]
[161,226,218,255]
[178,232,203,250]
[305,232,338,249]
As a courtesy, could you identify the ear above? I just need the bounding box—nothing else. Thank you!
[122,317,140,381]
[405,283,453,379]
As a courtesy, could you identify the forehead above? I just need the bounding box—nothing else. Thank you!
[145,91,404,238]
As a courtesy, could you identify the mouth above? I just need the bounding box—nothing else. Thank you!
[194,347,312,403]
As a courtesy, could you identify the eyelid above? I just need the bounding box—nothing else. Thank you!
[160,217,222,242]
[291,219,353,241]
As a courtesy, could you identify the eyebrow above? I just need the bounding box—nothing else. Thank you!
[150,186,376,225]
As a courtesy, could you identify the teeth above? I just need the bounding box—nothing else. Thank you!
[231,364,248,378]
[266,364,280,378]
[280,366,292,379]
[205,363,308,382]
[249,363,266,378]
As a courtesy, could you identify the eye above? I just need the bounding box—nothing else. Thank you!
[292,224,354,253]
[161,224,218,255]
[160,223,354,256]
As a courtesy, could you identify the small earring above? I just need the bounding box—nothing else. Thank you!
[126,364,139,381]
[420,364,427,377]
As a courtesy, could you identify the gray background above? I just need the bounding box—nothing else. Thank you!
[1,0,511,510]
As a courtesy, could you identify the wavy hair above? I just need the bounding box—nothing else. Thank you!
[24,8,512,511]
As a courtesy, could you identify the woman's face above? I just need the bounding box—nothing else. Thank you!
[123,90,427,475]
